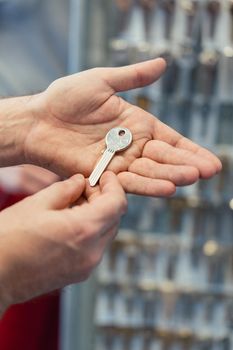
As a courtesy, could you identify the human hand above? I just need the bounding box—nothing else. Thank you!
[24,58,222,196]
[15,165,59,194]
[0,165,59,195]
[0,172,126,310]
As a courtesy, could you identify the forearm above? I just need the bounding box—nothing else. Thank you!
[0,254,12,318]
[0,288,9,319]
[0,233,34,317]
[0,96,35,167]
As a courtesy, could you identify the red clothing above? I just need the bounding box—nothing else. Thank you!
[0,189,59,350]
[0,294,59,350]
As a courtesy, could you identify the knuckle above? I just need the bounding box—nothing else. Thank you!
[74,254,102,283]
[112,196,128,216]
[70,249,107,284]
[79,270,92,282]
[88,252,103,271]
[172,171,187,185]
[134,66,146,86]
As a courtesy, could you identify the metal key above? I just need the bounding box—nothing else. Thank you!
[89,127,133,186]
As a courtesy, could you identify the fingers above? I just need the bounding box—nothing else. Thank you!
[174,136,222,173]
[35,174,85,209]
[143,140,220,179]
[102,58,166,92]
[88,171,127,216]
[128,158,199,186]
[74,172,127,234]
[153,120,222,176]
[99,223,120,250]
[18,165,59,194]
[118,171,176,196]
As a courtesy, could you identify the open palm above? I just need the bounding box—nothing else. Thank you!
[25,59,221,196]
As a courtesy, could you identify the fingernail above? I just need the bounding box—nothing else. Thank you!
[71,174,84,181]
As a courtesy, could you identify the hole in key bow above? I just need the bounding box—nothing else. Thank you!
[118,130,125,136]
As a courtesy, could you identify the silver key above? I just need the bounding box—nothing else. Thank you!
[89,127,133,187]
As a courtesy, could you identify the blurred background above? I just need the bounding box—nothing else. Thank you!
[0,1,232,350]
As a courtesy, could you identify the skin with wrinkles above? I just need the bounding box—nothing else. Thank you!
[0,172,126,314]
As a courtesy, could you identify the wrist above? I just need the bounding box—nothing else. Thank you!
[0,95,36,167]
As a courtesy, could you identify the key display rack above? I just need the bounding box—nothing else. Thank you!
[61,1,233,349]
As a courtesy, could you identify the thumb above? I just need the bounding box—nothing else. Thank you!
[101,58,166,92]
[34,174,85,210]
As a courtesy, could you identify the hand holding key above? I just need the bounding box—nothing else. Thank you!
[0,172,127,310]
[24,58,222,196]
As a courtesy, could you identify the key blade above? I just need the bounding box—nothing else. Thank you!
[89,149,115,186]
[89,127,133,187]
